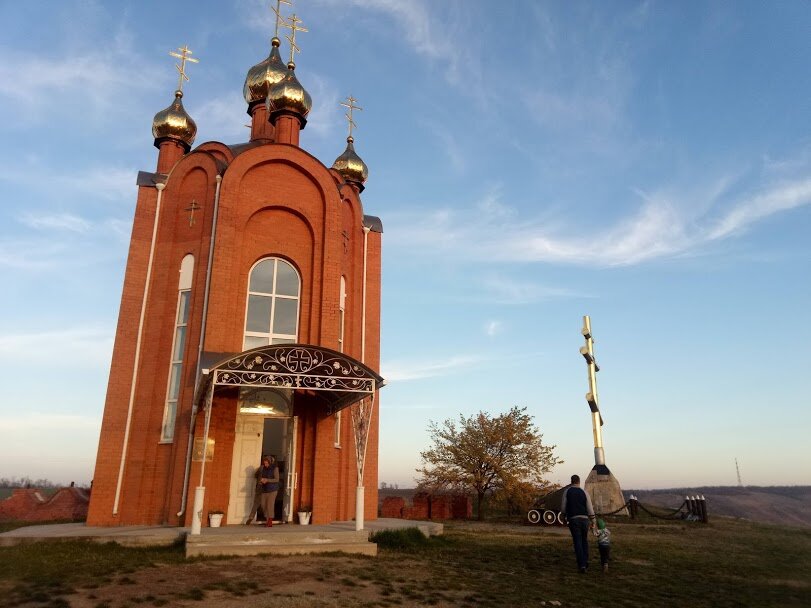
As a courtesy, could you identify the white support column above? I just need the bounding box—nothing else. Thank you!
[190,384,213,536]
[355,485,365,531]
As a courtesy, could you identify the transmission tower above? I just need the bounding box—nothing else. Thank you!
[735,458,743,487]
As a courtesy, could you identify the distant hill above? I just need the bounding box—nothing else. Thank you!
[379,486,811,528]
[626,486,811,528]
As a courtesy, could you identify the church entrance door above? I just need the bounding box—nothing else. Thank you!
[227,414,264,525]
[228,413,298,524]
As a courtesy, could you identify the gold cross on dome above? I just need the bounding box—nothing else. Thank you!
[169,45,199,92]
[281,13,308,64]
[185,199,201,226]
[340,95,363,139]
[271,0,293,39]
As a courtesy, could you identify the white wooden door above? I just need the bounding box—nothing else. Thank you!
[228,415,264,524]
[283,416,298,522]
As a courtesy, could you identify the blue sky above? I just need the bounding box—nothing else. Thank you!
[0,1,809,490]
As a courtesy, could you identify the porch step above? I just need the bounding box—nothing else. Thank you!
[184,527,377,557]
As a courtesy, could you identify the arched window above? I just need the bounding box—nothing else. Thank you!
[161,254,194,442]
[244,257,300,349]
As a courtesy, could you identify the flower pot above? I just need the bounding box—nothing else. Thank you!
[209,513,224,528]
[297,511,311,525]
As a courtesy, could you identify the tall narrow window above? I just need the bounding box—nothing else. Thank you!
[335,276,347,447]
[338,276,346,353]
[243,258,301,349]
[161,254,194,442]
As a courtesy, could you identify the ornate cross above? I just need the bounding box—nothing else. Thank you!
[185,200,201,226]
[281,13,308,64]
[169,45,199,92]
[270,0,292,39]
[340,95,362,139]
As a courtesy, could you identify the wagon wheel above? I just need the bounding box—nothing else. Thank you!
[557,511,567,525]
[527,509,541,524]
[542,510,557,525]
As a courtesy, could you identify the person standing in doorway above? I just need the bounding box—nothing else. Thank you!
[245,455,267,525]
[259,454,280,527]
[560,474,596,573]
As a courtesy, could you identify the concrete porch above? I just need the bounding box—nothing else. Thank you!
[0,518,444,557]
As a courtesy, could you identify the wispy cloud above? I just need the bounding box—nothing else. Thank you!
[18,213,92,233]
[194,92,249,143]
[484,320,502,337]
[482,277,590,305]
[0,326,113,367]
[382,354,484,382]
[0,162,135,203]
[386,174,811,267]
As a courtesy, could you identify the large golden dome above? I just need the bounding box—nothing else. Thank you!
[332,136,369,187]
[267,63,312,120]
[243,37,287,105]
[152,90,196,150]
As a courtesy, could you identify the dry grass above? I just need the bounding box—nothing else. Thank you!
[0,517,809,607]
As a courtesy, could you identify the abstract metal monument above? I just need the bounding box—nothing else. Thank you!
[580,315,627,515]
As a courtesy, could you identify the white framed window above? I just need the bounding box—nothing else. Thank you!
[161,254,194,442]
[243,257,301,349]
[335,276,346,448]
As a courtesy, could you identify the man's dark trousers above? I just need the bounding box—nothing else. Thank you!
[568,518,590,570]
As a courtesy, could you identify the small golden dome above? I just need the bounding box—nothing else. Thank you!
[152,90,196,150]
[332,136,369,187]
[267,63,312,120]
[243,37,287,105]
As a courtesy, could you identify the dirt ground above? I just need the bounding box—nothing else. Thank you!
[58,554,386,607]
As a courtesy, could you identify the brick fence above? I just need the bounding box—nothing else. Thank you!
[380,492,472,520]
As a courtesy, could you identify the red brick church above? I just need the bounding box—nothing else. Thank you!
[87,10,383,530]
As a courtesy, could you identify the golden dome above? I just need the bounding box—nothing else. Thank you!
[267,63,312,120]
[332,136,369,187]
[243,37,287,105]
[152,90,196,150]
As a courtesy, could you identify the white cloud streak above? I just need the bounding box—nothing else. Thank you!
[18,213,91,233]
[386,175,811,267]
[484,320,502,337]
[382,354,483,382]
[0,327,113,367]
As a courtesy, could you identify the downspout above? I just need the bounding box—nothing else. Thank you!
[113,182,165,515]
[177,173,222,518]
[361,225,370,363]
[355,225,371,530]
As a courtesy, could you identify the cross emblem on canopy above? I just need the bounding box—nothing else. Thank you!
[281,13,308,65]
[340,95,362,139]
[168,45,199,92]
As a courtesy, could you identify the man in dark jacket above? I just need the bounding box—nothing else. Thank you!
[560,474,596,573]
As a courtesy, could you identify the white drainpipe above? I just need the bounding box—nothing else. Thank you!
[355,225,371,531]
[177,174,222,519]
[113,182,165,515]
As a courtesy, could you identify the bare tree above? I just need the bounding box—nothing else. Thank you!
[416,406,562,520]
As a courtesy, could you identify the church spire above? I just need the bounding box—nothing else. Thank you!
[267,13,312,146]
[332,96,369,192]
[243,0,291,141]
[152,45,199,173]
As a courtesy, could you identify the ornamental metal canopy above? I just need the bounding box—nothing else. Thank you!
[198,344,384,413]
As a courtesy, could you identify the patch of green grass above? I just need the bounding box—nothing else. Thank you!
[370,527,433,551]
